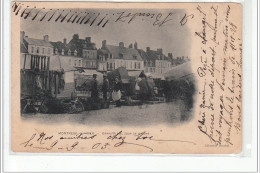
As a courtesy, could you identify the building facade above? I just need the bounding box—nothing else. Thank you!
[82,37,97,69]
[66,34,98,70]
[100,40,144,72]
[51,38,83,69]
[21,31,53,56]
[146,47,172,74]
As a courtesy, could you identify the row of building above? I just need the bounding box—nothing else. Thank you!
[20,31,189,74]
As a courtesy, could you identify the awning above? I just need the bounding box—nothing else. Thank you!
[128,71,142,77]
[163,62,193,80]
[145,72,165,80]
[75,70,104,86]
[107,67,130,83]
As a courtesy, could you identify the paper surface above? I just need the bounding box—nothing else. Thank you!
[12,2,242,153]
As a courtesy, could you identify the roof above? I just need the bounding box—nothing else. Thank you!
[98,49,109,55]
[24,37,53,47]
[20,41,28,53]
[137,49,150,61]
[105,45,142,60]
[146,49,169,62]
[50,41,68,54]
[67,36,97,57]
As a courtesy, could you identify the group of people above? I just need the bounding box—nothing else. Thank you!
[90,74,122,107]
[90,72,175,107]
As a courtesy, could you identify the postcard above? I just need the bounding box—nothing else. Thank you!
[11,2,242,153]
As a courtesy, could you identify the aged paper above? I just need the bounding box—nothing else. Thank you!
[12,2,242,153]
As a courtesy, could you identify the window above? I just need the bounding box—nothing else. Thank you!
[133,55,137,59]
[36,47,39,54]
[31,47,34,53]
[110,63,112,69]
[79,60,81,66]
[48,48,50,54]
[42,48,45,54]
[138,62,141,69]
[74,60,77,66]
[135,62,137,69]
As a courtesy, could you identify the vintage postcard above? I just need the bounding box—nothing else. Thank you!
[11,2,242,153]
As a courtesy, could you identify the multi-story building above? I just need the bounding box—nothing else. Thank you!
[20,31,53,56]
[100,40,144,71]
[132,42,156,73]
[146,47,172,74]
[20,32,75,98]
[82,37,97,69]
[97,48,111,72]
[51,38,83,69]
[66,34,97,70]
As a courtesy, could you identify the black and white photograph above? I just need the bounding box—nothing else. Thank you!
[19,7,196,126]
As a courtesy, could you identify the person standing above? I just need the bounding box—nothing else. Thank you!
[113,77,122,107]
[91,74,98,102]
[102,74,109,101]
[163,77,172,102]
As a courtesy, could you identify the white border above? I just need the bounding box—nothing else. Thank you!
[2,0,258,172]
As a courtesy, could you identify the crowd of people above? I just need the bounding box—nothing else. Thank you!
[89,71,178,107]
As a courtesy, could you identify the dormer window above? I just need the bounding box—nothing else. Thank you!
[119,53,123,59]
[74,50,77,56]
[68,49,71,56]
[61,49,64,55]
[133,55,137,59]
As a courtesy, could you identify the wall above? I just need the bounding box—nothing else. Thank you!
[83,49,97,59]
[28,44,53,56]
[60,56,83,68]
[155,60,172,73]
[107,59,144,71]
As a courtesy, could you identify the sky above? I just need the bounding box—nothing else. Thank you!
[21,8,191,57]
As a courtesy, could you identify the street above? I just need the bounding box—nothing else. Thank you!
[21,100,192,126]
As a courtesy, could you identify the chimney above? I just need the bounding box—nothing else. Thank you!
[146,47,150,52]
[134,42,138,49]
[86,37,91,43]
[119,42,124,48]
[129,43,133,48]
[43,35,49,42]
[20,31,25,42]
[168,53,173,59]
[63,38,67,44]
[91,43,96,49]
[102,40,107,48]
[157,48,162,54]
[73,34,79,40]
